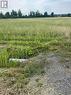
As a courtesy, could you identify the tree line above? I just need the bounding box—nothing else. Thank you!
[0,10,71,18]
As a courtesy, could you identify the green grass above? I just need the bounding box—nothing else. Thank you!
[0,18,71,94]
[0,17,71,67]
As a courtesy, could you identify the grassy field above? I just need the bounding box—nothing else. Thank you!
[0,17,71,94]
[0,17,71,67]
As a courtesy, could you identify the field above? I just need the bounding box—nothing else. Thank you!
[0,17,71,95]
[0,17,71,67]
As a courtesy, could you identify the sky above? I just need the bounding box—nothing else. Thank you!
[0,0,71,14]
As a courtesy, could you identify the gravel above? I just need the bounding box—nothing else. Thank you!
[45,53,71,95]
[0,53,71,95]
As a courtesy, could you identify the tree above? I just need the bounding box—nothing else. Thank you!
[0,12,4,18]
[29,11,36,17]
[36,10,41,17]
[11,10,17,18]
[51,12,54,17]
[5,12,10,18]
[18,10,22,18]
[67,13,71,17]
[44,12,48,17]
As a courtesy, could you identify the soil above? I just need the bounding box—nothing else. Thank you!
[0,53,71,95]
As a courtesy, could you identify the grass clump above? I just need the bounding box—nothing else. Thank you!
[23,62,45,77]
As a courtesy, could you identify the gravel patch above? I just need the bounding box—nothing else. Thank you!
[0,53,71,95]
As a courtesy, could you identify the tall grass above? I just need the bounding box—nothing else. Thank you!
[0,18,71,67]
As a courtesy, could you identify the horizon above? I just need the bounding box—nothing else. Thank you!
[0,0,71,14]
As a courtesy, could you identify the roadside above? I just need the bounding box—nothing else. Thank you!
[0,53,71,95]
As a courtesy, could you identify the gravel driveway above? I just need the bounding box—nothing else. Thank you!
[45,53,71,95]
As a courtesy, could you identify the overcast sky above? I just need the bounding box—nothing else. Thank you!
[0,0,71,14]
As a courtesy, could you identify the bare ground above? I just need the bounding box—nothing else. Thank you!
[0,53,71,95]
